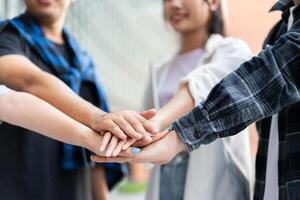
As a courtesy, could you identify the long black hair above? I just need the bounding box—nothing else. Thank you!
[204,0,225,36]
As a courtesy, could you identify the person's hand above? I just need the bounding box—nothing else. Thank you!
[97,109,158,157]
[98,114,168,157]
[91,109,158,140]
[91,130,187,165]
[121,116,169,150]
[79,126,140,158]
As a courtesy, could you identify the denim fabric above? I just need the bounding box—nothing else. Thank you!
[159,152,189,200]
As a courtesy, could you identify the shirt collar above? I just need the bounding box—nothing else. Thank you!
[271,0,294,12]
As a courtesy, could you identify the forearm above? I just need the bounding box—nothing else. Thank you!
[174,24,300,151]
[0,55,105,129]
[22,71,105,129]
[152,85,194,130]
[0,91,99,152]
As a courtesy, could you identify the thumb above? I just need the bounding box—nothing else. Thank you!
[140,109,159,134]
[139,109,156,120]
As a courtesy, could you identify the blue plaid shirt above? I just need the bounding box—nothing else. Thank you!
[173,0,299,151]
[173,1,300,199]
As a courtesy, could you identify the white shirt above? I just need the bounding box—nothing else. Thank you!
[146,34,253,200]
[263,6,295,200]
[158,48,204,107]
[0,85,10,125]
[0,85,9,96]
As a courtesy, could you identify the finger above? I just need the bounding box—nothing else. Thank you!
[112,139,126,157]
[99,132,112,152]
[104,121,127,140]
[133,129,169,147]
[134,114,159,135]
[113,117,142,139]
[122,138,137,150]
[105,136,119,157]
[91,155,133,163]
[132,134,153,147]
[118,147,141,157]
[150,130,169,143]
[124,114,150,137]
[144,120,159,135]
[139,109,156,119]
[132,114,153,139]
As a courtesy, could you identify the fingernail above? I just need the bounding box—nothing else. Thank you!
[131,147,141,154]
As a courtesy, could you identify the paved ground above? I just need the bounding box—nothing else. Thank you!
[109,179,146,200]
[110,189,145,200]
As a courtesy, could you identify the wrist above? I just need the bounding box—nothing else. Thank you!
[170,130,187,153]
[90,109,107,132]
[149,116,169,131]
[78,126,98,153]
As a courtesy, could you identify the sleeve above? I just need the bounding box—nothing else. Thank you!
[178,37,253,106]
[173,20,300,151]
[0,24,26,57]
[0,85,10,96]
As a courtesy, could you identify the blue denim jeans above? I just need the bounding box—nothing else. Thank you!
[159,152,189,200]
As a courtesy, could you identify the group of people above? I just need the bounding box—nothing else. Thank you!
[0,0,300,200]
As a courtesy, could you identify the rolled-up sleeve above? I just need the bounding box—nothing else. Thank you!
[178,37,253,107]
[0,85,10,96]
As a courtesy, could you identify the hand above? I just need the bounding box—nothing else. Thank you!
[121,116,168,150]
[91,130,187,165]
[97,109,158,157]
[91,109,159,140]
[79,127,139,158]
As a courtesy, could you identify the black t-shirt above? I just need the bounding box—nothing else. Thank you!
[0,24,97,200]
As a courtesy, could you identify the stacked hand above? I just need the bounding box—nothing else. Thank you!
[89,109,187,165]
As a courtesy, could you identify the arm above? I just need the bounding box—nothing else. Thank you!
[0,55,103,131]
[0,55,156,139]
[93,22,300,163]
[123,37,253,148]
[173,21,300,151]
[149,37,253,130]
[0,90,100,153]
[91,130,187,165]
[145,85,194,131]
[0,90,136,156]
[178,36,252,106]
